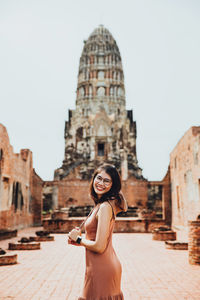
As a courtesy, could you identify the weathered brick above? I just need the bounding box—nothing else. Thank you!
[170,126,200,237]
[0,124,43,230]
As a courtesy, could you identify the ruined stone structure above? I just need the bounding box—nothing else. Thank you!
[54,25,142,181]
[0,124,43,230]
[43,26,171,228]
[148,168,171,222]
[188,220,200,264]
[170,126,200,237]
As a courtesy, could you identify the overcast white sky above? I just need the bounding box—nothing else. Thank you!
[0,0,200,181]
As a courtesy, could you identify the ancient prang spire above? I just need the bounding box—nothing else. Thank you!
[54,25,143,180]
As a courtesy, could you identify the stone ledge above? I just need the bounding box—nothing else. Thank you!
[152,231,176,241]
[165,241,188,250]
[43,218,167,233]
[0,229,17,241]
[29,236,54,242]
[0,254,17,266]
[8,242,40,250]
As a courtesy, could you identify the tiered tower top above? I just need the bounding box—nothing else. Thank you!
[76,25,125,117]
[54,25,143,181]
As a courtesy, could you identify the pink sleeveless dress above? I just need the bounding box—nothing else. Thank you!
[78,202,124,300]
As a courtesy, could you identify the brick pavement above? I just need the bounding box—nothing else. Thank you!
[0,227,200,300]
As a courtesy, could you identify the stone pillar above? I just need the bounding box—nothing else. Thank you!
[85,85,89,96]
[120,149,128,181]
[188,220,200,265]
[93,87,97,96]
[52,186,58,210]
[106,86,109,96]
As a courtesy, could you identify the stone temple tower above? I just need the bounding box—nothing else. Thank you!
[54,25,143,181]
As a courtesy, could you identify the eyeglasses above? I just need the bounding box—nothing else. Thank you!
[95,175,112,187]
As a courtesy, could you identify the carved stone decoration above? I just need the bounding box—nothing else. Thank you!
[54,25,143,180]
[97,87,105,96]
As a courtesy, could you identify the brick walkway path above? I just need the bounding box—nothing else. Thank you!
[0,227,200,300]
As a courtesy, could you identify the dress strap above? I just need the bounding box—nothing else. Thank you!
[78,206,95,229]
[107,200,115,219]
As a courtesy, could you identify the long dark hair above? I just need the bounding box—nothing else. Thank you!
[90,164,122,207]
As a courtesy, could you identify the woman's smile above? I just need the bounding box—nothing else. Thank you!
[95,184,106,191]
[93,170,112,196]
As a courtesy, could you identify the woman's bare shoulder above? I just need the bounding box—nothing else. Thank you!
[105,199,119,214]
[97,201,113,216]
[99,201,111,209]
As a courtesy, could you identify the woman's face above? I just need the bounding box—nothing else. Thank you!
[93,170,112,198]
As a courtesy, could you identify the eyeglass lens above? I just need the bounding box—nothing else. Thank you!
[96,175,111,185]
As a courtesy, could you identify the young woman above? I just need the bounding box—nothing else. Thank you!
[68,164,127,300]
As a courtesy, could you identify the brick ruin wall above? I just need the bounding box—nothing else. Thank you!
[43,167,171,224]
[148,168,171,224]
[0,124,43,230]
[43,178,148,211]
[31,170,43,225]
[170,126,200,234]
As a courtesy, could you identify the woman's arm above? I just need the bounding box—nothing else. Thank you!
[68,202,112,254]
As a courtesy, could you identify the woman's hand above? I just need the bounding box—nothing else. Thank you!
[67,237,81,246]
[68,227,81,242]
